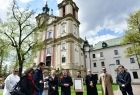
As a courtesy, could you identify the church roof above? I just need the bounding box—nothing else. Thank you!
[93,37,124,50]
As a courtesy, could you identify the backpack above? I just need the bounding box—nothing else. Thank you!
[10,80,25,95]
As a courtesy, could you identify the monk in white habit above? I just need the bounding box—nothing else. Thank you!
[99,67,114,95]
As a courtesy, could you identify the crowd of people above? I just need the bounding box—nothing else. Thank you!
[3,62,134,95]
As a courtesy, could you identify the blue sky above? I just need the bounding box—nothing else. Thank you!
[0,0,140,45]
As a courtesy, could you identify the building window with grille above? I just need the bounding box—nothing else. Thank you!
[101,61,105,66]
[62,57,66,63]
[93,63,97,67]
[93,54,96,58]
[116,60,120,65]
[133,72,138,79]
[100,52,103,57]
[130,58,135,63]
[114,50,119,55]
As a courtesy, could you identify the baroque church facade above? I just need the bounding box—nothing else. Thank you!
[34,0,85,76]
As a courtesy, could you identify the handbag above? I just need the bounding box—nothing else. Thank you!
[10,81,25,95]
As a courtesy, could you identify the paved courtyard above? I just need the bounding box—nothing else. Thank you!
[114,85,140,95]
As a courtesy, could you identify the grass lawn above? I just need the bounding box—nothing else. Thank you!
[0,84,118,95]
[0,91,2,95]
[59,84,118,95]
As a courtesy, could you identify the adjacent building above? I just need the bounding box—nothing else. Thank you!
[84,37,140,83]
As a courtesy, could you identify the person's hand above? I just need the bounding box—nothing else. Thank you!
[52,86,55,90]
[122,84,125,87]
[90,81,93,87]
[90,83,94,87]
[39,80,43,83]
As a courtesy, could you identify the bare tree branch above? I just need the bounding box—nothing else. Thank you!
[4,32,16,47]
[20,27,37,45]
[21,24,31,31]
[23,42,35,56]
[12,0,19,22]
[21,11,34,25]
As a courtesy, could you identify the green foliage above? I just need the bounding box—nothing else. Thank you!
[0,38,10,76]
[0,0,48,77]
[123,10,140,57]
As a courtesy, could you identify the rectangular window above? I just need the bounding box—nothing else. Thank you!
[130,58,135,63]
[93,63,97,67]
[61,43,66,51]
[61,24,66,34]
[116,60,120,65]
[85,55,87,58]
[46,56,51,66]
[133,72,138,79]
[62,57,66,63]
[46,48,51,55]
[93,54,96,58]
[101,61,105,66]
[63,6,65,16]
[114,50,119,55]
[47,31,52,38]
[100,52,103,57]
[73,8,76,18]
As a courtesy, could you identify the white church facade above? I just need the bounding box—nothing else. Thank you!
[34,0,85,76]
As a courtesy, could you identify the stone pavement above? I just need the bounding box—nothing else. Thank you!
[114,85,140,95]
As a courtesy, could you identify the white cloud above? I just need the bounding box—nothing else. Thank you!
[0,0,10,10]
[19,0,33,3]
[75,0,140,44]
[56,0,62,4]
[89,34,117,45]
[0,0,11,20]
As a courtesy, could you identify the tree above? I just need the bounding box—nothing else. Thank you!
[123,10,140,68]
[0,0,48,78]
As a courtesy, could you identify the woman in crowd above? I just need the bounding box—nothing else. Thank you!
[20,67,36,95]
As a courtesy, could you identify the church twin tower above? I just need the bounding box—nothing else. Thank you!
[35,0,84,75]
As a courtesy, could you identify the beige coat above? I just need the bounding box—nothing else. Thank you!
[99,73,114,95]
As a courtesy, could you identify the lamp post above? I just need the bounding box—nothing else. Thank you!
[83,38,91,74]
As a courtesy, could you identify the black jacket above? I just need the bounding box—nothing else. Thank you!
[20,76,35,95]
[85,74,98,95]
[116,71,132,87]
[60,75,73,95]
[47,76,59,95]
[33,68,44,92]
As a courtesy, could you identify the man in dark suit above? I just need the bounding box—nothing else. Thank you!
[85,70,98,95]
[60,70,73,95]
[33,62,45,95]
[47,70,59,95]
[116,65,134,95]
